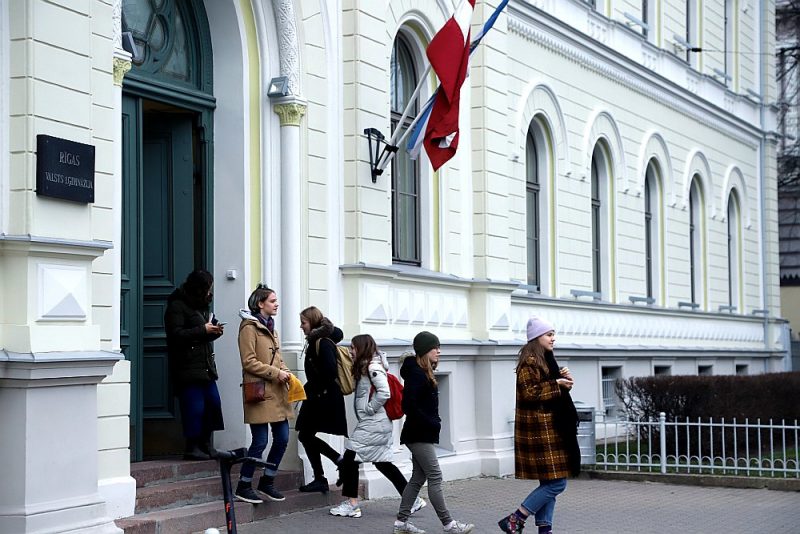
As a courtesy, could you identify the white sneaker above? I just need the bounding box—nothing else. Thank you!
[394,520,426,534]
[443,520,474,533]
[410,496,427,514]
[329,500,362,518]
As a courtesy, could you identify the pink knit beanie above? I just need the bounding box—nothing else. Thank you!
[526,316,555,341]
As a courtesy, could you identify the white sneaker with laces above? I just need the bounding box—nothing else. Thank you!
[393,520,426,534]
[329,500,362,518]
[442,520,474,533]
[410,496,427,514]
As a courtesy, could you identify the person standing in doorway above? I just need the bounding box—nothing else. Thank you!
[393,331,474,534]
[329,333,426,519]
[497,317,581,534]
[234,284,294,504]
[295,306,347,493]
[164,269,225,460]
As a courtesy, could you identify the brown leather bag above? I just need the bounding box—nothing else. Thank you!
[242,380,266,404]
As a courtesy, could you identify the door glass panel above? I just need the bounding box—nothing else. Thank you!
[163,10,190,81]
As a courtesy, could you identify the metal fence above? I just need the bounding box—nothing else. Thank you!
[595,412,800,478]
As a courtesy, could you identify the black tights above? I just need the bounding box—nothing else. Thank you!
[339,449,408,498]
[298,430,341,479]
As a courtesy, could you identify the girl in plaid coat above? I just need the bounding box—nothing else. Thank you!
[498,317,580,534]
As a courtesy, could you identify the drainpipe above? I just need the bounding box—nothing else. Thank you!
[757,2,771,364]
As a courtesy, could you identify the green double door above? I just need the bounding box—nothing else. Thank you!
[122,95,206,460]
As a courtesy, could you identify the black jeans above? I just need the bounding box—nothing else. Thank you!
[298,430,341,479]
[340,449,408,498]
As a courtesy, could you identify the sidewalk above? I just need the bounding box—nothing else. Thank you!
[233,476,799,533]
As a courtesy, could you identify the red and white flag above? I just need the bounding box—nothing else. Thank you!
[422,0,475,170]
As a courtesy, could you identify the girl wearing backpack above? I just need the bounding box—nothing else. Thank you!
[296,306,347,493]
[329,334,426,519]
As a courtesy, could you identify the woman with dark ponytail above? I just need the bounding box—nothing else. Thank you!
[234,284,293,504]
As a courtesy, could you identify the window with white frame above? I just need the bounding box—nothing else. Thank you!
[724,0,736,87]
[526,127,541,291]
[644,161,661,302]
[689,177,705,308]
[642,0,656,43]
[390,34,421,266]
[698,364,713,376]
[727,190,742,310]
[654,365,672,376]
[590,144,611,298]
[685,0,698,67]
[736,364,748,375]
[601,366,623,418]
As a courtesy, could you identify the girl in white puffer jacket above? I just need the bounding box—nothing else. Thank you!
[329,334,426,519]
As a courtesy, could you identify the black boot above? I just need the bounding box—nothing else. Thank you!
[183,438,210,461]
[234,481,263,504]
[299,476,329,493]
[257,475,285,501]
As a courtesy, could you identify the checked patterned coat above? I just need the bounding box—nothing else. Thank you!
[514,352,581,480]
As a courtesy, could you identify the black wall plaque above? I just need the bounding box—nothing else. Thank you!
[36,134,96,203]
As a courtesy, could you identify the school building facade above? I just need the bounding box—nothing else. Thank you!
[0,0,789,531]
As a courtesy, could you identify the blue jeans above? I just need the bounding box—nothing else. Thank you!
[178,381,223,439]
[240,420,289,480]
[521,478,567,527]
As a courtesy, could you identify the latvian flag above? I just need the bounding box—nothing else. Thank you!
[408,0,510,171]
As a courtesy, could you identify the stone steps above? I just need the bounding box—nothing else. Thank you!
[115,458,337,533]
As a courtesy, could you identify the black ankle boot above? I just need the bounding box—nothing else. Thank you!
[183,439,210,461]
[257,475,285,501]
[299,476,329,493]
[234,481,263,504]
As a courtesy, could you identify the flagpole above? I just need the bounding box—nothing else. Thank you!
[374,0,468,171]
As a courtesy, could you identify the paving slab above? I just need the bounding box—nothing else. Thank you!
[231,476,799,534]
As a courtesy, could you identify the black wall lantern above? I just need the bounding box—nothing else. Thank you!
[363,128,396,183]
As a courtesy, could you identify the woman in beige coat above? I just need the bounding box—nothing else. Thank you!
[234,284,294,504]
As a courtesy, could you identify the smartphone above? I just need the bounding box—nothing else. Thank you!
[218,321,227,327]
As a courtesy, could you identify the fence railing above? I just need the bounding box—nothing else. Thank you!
[595,412,800,478]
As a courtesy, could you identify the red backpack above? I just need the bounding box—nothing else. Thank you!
[370,372,404,421]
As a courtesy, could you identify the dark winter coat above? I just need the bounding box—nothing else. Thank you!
[295,318,348,436]
[238,310,294,424]
[399,355,441,445]
[514,350,581,480]
[164,287,221,387]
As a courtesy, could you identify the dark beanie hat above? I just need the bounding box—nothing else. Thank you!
[413,331,440,356]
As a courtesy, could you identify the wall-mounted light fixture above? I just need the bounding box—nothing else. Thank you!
[364,128,395,183]
[267,76,289,98]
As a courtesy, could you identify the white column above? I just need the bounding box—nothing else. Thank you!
[274,99,307,353]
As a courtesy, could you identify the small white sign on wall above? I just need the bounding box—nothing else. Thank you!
[38,263,87,321]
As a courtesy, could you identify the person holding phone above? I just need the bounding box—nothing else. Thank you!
[164,269,225,460]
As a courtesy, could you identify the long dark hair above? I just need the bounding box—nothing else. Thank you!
[351,334,378,381]
[248,283,275,315]
[516,338,548,376]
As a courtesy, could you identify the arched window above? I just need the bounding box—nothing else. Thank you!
[122,0,212,93]
[590,144,610,297]
[727,191,742,309]
[526,128,541,290]
[644,162,658,301]
[688,177,704,307]
[390,34,420,265]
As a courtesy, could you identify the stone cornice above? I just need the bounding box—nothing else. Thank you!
[507,6,764,149]
[0,234,112,258]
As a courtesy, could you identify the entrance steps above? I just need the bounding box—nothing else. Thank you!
[115,458,336,533]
